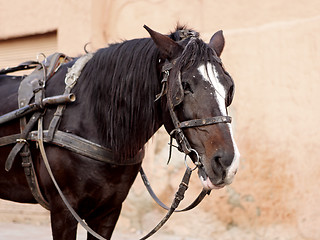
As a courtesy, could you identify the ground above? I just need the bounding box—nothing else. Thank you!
[0,199,200,240]
[0,222,202,240]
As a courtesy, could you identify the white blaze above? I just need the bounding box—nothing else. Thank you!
[198,63,227,116]
[198,63,240,186]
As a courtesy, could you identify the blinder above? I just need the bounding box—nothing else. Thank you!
[166,64,184,107]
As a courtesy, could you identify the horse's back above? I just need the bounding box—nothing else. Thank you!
[0,75,22,115]
[0,74,37,203]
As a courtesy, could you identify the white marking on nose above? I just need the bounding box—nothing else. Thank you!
[225,123,240,184]
[197,63,227,116]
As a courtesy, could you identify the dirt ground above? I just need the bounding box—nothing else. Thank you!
[0,199,199,240]
[0,222,202,240]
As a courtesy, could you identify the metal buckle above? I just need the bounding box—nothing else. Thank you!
[16,138,29,146]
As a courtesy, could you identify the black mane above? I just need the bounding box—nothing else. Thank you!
[77,37,161,161]
[75,26,216,161]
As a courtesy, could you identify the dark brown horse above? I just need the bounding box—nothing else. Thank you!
[0,26,240,239]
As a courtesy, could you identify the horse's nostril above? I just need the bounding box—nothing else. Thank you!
[214,156,222,168]
[211,150,233,178]
[212,156,225,177]
[213,149,234,169]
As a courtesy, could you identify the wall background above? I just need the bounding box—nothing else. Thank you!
[1,0,319,239]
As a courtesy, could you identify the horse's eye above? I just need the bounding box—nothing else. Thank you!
[182,82,193,94]
[226,85,234,106]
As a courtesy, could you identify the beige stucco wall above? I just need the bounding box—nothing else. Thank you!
[1,0,320,239]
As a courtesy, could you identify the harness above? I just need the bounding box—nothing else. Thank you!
[0,44,231,239]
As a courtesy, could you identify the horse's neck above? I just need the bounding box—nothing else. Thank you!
[86,76,162,160]
[74,41,164,160]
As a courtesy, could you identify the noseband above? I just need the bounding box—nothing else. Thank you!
[157,60,232,168]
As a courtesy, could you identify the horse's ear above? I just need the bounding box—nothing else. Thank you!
[208,30,225,57]
[144,25,184,106]
[144,25,183,59]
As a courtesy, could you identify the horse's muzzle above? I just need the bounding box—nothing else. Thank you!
[198,148,240,190]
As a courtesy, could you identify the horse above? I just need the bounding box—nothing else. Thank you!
[0,25,240,239]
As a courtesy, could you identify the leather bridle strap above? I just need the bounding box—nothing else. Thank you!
[178,116,231,129]
[140,167,209,212]
[139,167,192,240]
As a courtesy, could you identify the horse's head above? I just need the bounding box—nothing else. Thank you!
[145,25,240,190]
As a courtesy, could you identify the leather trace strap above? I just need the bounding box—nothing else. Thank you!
[37,117,106,240]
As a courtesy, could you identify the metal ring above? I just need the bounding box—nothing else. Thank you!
[36,53,47,64]
[184,148,201,171]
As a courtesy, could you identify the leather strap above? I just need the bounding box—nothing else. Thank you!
[5,112,42,171]
[139,167,192,240]
[6,143,25,171]
[179,116,232,128]
[140,167,209,212]
[37,117,106,240]
[0,130,142,166]
[0,61,39,75]
[47,53,93,142]
[20,144,50,210]
[47,104,65,142]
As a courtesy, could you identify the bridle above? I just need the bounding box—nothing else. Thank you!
[158,59,232,169]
